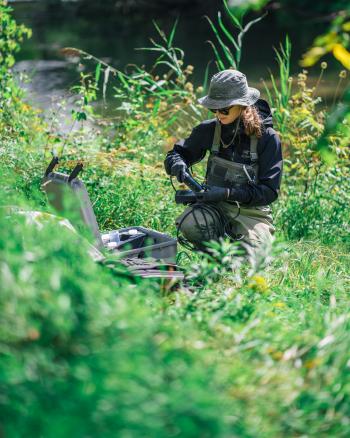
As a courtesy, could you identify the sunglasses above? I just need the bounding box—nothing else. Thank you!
[208,106,233,116]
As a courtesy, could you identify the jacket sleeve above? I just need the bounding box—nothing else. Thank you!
[164,124,209,175]
[230,131,283,206]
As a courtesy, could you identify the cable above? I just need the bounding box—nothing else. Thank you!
[170,176,177,192]
[176,202,229,251]
[171,172,243,250]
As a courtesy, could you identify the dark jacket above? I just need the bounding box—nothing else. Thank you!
[164,99,283,207]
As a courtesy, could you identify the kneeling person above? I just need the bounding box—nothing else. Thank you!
[164,69,283,251]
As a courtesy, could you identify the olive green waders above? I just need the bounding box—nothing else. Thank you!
[176,120,275,251]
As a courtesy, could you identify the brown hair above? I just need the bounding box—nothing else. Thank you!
[241,105,263,138]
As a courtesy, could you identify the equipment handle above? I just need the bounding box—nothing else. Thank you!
[183,172,202,192]
[44,156,59,176]
[68,162,84,182]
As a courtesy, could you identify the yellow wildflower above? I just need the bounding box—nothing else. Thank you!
[272,351,283,360]
[248,274,269,293]
[21,103,31,112]
[273,302,286,308]
[304,358,322,369]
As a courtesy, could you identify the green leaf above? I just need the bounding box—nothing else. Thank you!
[202,60,213,91]
[206,40,226,70]
[223,0,243,30]
[76,111,87,121]
[95,62,101,84]
[168,18,179,48]
[152,20,167,44]
[205,15,235,67]
[217,11,240,52]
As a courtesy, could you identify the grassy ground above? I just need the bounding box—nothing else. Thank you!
[1,105,349,436]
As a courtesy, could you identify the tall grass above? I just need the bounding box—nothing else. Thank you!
[205,0,266,70]
[263,36,292,135]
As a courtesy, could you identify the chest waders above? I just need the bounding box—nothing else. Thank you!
[206,119,258,189]
[175,120,275,251]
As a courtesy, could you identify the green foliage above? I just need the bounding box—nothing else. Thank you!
[1,157,350,436]
[263,36,292,135]
[205,0,266,70]
[0,0,32,133]
[264,42,350,243]
[301,10,350,69]
[0,0,31,76]
[227,0,270,14]
[0,176,237,437]
[278,70,350,243]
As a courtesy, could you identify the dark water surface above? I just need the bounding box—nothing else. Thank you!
[11,0,343,113]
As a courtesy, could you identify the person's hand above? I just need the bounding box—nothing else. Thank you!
[170,160,187,183]
[196,186,230,203]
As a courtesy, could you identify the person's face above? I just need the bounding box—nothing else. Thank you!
[211,105,243,125]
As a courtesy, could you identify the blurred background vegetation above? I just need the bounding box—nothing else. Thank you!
[10,0,350,108]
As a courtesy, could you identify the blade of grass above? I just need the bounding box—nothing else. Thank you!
[95,62,101,84]
[202,60,212,91]
[168,18,179,48]
[242,12,267,34]
[189,103,202,117]
[205,15,235,67]
[223,0,243,30]
[206,40,226,70]
[117,71,131,90]
[135,46,168,53]
[152,20,167,44]
[217,11,240,52]
[102,66,110,103]
[154,60,182,76]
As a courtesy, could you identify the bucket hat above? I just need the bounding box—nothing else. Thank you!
[198,69,260,109]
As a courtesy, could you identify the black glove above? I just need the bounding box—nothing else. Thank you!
[196,186,230,203]
[170,160,187,183]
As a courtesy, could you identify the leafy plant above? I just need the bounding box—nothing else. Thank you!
[0,0,31,78]
[263,36,292,135]
[0,0,32,133]
[301,10,350,69]
[205,0,266,70]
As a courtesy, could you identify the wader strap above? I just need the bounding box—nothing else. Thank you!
[212,120,221,154]
[205,120,221,182]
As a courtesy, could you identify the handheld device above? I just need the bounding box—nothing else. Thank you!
[174,172,203,205]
